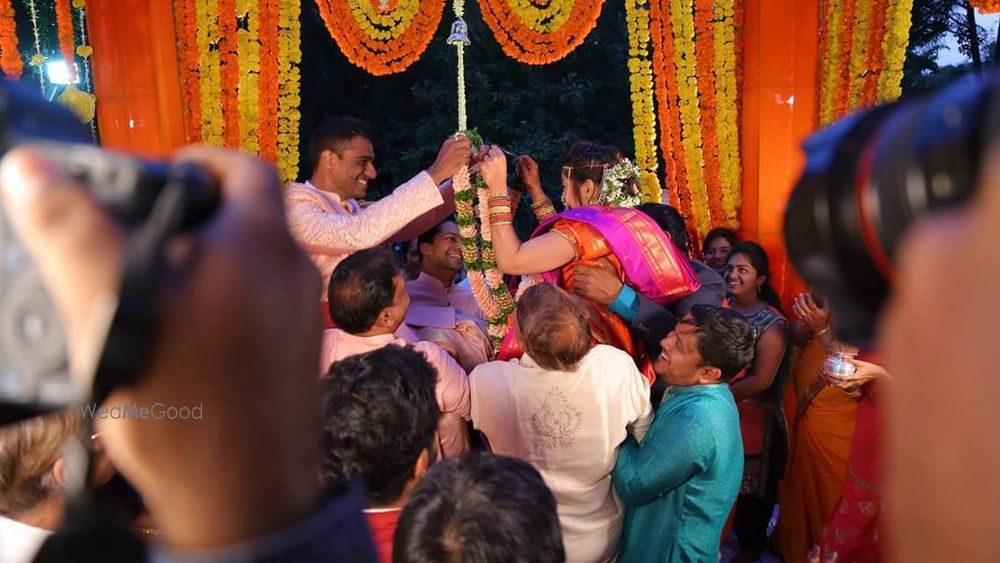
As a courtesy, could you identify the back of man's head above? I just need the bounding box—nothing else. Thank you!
[688,304,756,381]
[636,203,690,256]
[327,247,400,334]
[308,117,373,172]
[0,411,79,516]
[393,452,565,563]
[515,284,593,371]
[321,345,438,506]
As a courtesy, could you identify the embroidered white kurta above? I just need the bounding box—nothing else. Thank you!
[469,345,653,563]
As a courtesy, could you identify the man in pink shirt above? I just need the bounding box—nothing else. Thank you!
[320,247,471,458]
[406,219,492,371]
[285,118,472,324]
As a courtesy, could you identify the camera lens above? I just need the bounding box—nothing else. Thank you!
[785,74,999,345]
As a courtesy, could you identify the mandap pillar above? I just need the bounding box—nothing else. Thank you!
[740,0,820,306]
[87,0,186,158]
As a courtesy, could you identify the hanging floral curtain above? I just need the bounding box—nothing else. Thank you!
[314,0,447,76]
[478,0,605,64]
[645,0,743,243]
[174,0,302,182]
[818,0,914,125]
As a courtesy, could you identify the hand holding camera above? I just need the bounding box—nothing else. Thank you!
[1,146,326,550]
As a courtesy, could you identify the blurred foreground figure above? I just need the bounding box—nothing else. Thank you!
[0,147,376,561]
[882,145,1000,561]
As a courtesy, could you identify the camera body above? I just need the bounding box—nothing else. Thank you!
[0,80,216,425]
[785,73,1000,345]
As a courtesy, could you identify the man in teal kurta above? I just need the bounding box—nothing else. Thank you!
[613,304,754,562]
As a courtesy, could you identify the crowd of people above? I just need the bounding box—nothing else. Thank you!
[0,114,994,563]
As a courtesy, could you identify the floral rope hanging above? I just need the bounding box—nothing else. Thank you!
[446,2,517,348]
[478,0,606,64]
[314,0,447,76]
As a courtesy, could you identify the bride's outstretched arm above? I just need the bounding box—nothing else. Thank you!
[479,147,576,275]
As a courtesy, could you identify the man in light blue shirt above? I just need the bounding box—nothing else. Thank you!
[613,305,754,562]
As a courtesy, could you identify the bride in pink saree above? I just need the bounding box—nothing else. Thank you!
[477,141,700,380]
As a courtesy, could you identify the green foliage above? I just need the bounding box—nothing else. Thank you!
[902,0,997,95]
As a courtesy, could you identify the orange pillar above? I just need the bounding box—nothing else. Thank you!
[740,0,820,306]
[87,0,186,158]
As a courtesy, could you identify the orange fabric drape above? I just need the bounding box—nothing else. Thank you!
[773,339,858,560]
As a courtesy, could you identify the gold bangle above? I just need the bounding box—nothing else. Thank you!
[816,326,830,337]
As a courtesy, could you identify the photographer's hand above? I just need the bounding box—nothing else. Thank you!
[880,144,1000,561]
[1,147,324,552]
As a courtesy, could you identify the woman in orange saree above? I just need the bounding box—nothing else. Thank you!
[773,292,858,561]
[477,142,700,379]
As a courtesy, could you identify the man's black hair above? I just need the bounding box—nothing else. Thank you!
[308,117,374,172]
[687,304,756,381]
[416,216,458,248]
[393,452,565,563]
[327,247,400,334]
[320,345,438,505]
[636,203,690,257]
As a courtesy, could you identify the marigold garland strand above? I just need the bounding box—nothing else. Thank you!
[859,0,888,106]
[175,0,202,143]
[819,0,843,125]
[196,0,223,145]
[877,0,912,102]
[0,0,22,78]
[275,0,301,182]
[833,0,856,119]
[258,0,280,161]
[649,0,688,218]
[713,0,741,227]
[848,0,872,108]
[625,0,660,203]
[693,0,722,227]
[219,0,242,147]
[237,0,261,153]
[668,0,711,240]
